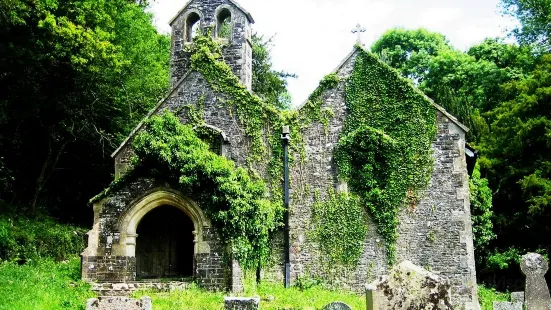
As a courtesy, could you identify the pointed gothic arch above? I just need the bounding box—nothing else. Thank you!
[116,188,211,259]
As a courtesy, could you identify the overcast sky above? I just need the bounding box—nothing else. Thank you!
[149,0,518,107]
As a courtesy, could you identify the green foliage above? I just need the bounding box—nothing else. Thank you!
[187,34,281,160]
[129,112,282,269]
[478,285,510,310]
[487,248,523,270]
[481,54,551,263]
[312,191,368,266]
[371,28,452,82]
[469,163,496,262]
[0,257,94,310]
[337,47,436,262]
[501,0,551,52]
[0,0,170,221]
[133,281,365,310]
[0,214,86,262]
[251,34,296,110]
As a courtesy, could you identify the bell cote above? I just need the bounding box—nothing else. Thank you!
[169,0,254,90]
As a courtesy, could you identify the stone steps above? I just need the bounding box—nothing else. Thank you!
[91,281,192,296]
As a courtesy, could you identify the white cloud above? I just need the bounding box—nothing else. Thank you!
[149,0,517,106]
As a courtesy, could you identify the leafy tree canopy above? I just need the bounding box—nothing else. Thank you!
[501,0,551,52]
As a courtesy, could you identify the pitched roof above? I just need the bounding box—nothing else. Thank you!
[298,47,469,133]
[169,0,255,25]
[111,71,195,158]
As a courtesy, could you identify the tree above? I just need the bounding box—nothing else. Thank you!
[501,0,551,52]
[371,28,452,83]
[0,0,169,222]
[481,54,551,253]
[470,163,496,264]
[251,34,295,110]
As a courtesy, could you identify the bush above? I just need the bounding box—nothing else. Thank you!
[0,214,86,262]
[478,285,510,310]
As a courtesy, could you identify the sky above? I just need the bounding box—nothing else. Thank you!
[149,0,518,107]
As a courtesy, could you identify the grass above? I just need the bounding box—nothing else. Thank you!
[0,257,95,310]
[0,250,509,310]
[133,280,367,310]
[478,285,510,310]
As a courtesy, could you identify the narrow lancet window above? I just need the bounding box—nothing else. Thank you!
[185,13,201,42]
[217,9,232,39]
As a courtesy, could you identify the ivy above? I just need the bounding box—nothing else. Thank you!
[336,47,437,263]
[130,112,282,269]
[312,190,367,266]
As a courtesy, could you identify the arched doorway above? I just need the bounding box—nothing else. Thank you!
[135,205,194,279]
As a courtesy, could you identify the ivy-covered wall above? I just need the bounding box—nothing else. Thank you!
[286,49,479,309]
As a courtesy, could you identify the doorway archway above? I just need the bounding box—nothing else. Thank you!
[116,188,212,280]
[135,205,194,278]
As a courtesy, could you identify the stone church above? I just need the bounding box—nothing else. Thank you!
[81,0,480,308]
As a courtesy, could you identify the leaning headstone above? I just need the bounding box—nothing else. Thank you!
[521,253,551,310]
[493,301,523,310]
[85,296,152,310]
[322,301,352,310]
[511,292,525,304]
[224,297,260,310]
[365,260,453,310]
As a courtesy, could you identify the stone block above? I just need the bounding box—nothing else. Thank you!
[323,301,352,309]
[493,302,523,310]
[511,292,525,304]
[224,297,260,310]
[366,260,453,310]
[85,296,152,310]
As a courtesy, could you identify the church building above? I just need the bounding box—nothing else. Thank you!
[81,0,480,309]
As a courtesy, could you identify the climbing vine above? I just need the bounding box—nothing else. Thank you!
[312,190,367,266]
[131,112,280,269]
[336,47,437,263]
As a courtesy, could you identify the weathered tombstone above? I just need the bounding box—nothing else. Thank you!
[365,260,453,310]
[85,296,152,310]
[511,292,525,304]
[521,253,551,310]
[493,301,523,310]
[224,297,260,310]
[322,301,352,310]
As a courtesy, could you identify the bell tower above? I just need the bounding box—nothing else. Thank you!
[169,0,254,90]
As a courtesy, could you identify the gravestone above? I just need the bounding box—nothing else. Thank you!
[224,297,260,310]
[493,301,523,310]
[365,260,453,310]
[323,301,352,310]
[86,296,152,310]
[521,253,551,310]
[511,292,525,304]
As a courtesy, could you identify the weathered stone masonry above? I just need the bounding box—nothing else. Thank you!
[83,1,479,308]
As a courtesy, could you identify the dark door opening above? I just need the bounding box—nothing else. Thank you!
[136,205,194,279]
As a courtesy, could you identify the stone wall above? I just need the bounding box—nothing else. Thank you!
[82,179,228,290]
[277,50,478,309]
[90,59,256,291]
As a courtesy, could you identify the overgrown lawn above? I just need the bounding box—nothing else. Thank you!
[0,257,94,310]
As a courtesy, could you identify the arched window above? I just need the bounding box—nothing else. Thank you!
[216,8,232,39]
[195,126,224,155]
[194,125,230,157]
[185,12,201,42]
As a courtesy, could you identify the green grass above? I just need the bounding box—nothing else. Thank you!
[133,281,366,310]
[478,285,510,310]
[0,257,95,310]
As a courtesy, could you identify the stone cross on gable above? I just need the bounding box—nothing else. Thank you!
[352,24,366,45]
